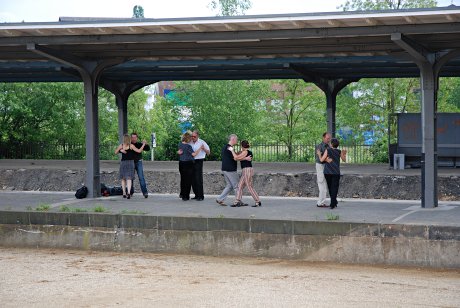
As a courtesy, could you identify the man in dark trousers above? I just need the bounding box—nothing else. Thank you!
[190,130,210,201]
[130,132,150,198]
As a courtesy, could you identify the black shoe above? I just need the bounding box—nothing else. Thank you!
[191,196,198,200]
[127,195,131,200]
[252,201,262,207]
[182,197,189,201]
[196,197,204,201]
[144,194,148,198]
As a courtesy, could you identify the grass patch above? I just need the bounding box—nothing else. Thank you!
[121,209,146,215]
[74,208,88,213]
[93,205,107,213]
[59,205,71,212]
[26,206,33,211]
[58,205,88,213]
[326,212,340,221]
[216,214,225,219]
[35,204,51,212]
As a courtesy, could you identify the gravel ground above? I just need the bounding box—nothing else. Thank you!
[1,247,459,307]
[1,160,459,200]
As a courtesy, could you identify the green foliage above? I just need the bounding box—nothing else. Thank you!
[148,95,182,160]
[263,80,326,157]
[439,77,460,111]
[326,212,340,221]
[132,5,144,18]
[209,0,251,16]
[175,80,270,160]
[93,205,107,213]
[0,83,85,144]
[339,0,437,11]
[35,204,51,212]
[121,209,146,215]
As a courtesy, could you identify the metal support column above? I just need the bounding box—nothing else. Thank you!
[101,81,153,143]
[392,33,460,208]
[289,65,358,137]
[27,43,123,198]
[313,78,359,137]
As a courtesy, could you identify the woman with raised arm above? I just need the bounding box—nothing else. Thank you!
[229,140,261,207]
[115,134,145,199]
[319,138,347,209]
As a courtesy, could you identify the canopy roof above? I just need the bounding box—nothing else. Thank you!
[1,6,460,83]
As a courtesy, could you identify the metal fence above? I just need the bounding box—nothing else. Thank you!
[0,141,381,163]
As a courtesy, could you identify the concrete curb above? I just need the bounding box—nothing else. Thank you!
[0,211,459,268]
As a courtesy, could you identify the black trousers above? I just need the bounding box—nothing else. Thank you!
[192,159,204,198]
[325,174,341,207]
[179,160,194,199]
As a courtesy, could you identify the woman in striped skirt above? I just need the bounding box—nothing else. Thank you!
[229,140,261,207]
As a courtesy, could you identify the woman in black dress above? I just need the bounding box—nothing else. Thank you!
[115,134,145,199]
[178,131,203,201]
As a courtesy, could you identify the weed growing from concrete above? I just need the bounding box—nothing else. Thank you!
[26,206,33,211]
[73,208,88,213]
[326,212,339,221]
[35,204,51,212]
[121,209,146,215]
[217,214,225,218]
[59,205,71,212]
[93,205,107,213]
[59,206,88,213]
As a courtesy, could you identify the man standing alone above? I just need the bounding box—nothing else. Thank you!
[315,132,331,207]
[130,132,150,198]
[191,130,210,201]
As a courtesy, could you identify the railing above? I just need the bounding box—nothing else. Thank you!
[0,141,381,163]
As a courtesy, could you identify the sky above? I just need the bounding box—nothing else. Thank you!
[0,0,457,23]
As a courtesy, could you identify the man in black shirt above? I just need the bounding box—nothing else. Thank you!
[216,134,251,206]
[130,132,150,198]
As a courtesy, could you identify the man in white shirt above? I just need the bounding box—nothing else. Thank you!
[191,130,210,201]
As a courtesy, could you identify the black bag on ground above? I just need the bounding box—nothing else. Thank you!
[100,183,109,196]
[110,186,124,196]
[75,186,88,199]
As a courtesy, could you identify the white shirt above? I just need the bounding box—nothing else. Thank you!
[191,138,210,160]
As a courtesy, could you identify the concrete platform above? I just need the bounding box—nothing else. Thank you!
[1,191,459,268]
[0,191,459,226]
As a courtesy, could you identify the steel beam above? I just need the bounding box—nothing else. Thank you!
[291,65,358,136]
[5,23,460,46]
[392,33,438,208]
[28,44,125,198]
[101,80,153,143]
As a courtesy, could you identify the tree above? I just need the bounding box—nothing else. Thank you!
[264,80,325,159]
[174,80,269,160]
[209,0,252,16]
[132,5,144,18]
[339,0,437,10]
[148,96,183,160]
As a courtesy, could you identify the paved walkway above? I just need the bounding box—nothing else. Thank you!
[1,191,459,227]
